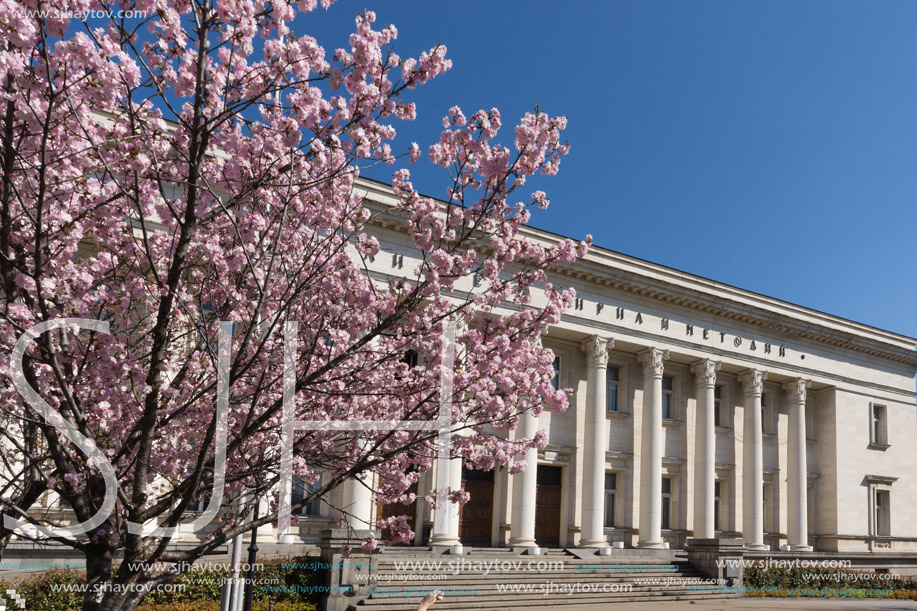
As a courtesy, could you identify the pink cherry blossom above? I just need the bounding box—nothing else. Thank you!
[0,2,584,609]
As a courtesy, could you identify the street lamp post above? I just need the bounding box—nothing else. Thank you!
[243,503,260,611]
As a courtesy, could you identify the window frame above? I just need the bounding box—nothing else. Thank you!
[661,476,674,530]
[292,474,324,517]
[875,489,890,536]
[869,402,890,449]
[763,479,776,534]
[866,475,897,539]
[606,366,620,413]
[549,351,566,392]
[662,375,675,420]
[604,472,618,528]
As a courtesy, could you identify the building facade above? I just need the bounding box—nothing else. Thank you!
[299,179,917,554]
[7,180,916,561]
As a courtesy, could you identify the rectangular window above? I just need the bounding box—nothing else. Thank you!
[761,392,771,433]
[714,386,723,427]
[604,473,617,527]
[551,355,561,390]
[871,404,888,446]
[606,367,619,412]
[875,489,890,536]
[662,376,674,419]
[292,476,322,516]
[714,481,722,531]
[661,476,672,530]
[763,482,774,533]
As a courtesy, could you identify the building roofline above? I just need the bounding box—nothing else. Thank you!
[355,176,917,359]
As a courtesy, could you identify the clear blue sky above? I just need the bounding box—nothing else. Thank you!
[302,1,917,339]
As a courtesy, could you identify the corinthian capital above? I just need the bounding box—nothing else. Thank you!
[691,359,721,387]
[782,378,811,404]
[581,335,612,368]
[638,347,669,378]
[738,369,767,397]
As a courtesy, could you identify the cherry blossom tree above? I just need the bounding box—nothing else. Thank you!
[0,1,588,609]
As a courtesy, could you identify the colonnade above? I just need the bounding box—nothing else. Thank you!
[578,335,812,551]
[343,335,813,551]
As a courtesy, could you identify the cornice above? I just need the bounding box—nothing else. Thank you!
[556,261,917,369]
[354,178,917,369]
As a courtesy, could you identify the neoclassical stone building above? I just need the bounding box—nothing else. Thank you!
[315,178,917,555]
[7,179,915,563]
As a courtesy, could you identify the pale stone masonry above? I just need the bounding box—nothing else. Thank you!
[335,178,917,553]
[14,178,916,556]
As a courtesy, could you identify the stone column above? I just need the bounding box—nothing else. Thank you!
[738,369,767,550]
[341,476,374,530]
[692,359,720,540]
[784,378,812,551]
[637,347,669,548]
[509,407,538,547]
[430,457,463,547]
[580,335,613,547]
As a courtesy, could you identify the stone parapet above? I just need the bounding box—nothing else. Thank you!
[685,538,747,588]
[318,528,378,611]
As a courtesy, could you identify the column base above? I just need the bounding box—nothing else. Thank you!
[429,535,461,547]
[637,539,665,549]
[508,537,537,547]
[746,543,767,550]
[579,539,609,549]
[790,544,813,552]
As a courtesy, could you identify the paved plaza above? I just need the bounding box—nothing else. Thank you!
[560,598,917,611]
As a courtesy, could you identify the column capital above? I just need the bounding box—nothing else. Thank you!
[691,359,721,387]
[637,346,669,378]
[581,335,613,368]
[782,378,811,403]
[738,369,767,397]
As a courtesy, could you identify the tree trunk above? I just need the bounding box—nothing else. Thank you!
[83,544,114,611]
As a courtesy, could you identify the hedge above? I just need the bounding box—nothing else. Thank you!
[744,562,917,599]
[0,556,321,611]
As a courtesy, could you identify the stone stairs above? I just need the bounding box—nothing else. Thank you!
[353,547,736,609]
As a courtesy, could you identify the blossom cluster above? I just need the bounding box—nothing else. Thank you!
[0,0,586,602]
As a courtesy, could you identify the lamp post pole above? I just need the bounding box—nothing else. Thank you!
[243,503,260,611]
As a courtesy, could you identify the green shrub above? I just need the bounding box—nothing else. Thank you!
[744,562,917,598]
[0,569,83,611]
[1,556,321,611]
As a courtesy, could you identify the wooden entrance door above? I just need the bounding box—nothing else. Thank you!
[376,482,417,544]
[459,467,494,547]
[535,465,562,548]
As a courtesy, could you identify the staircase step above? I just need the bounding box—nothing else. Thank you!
[352,549,736,608]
